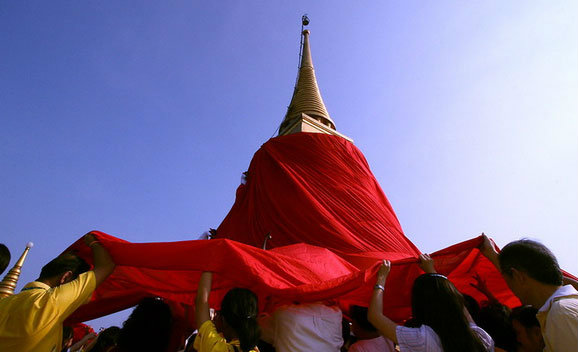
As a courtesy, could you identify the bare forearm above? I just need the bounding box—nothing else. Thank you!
[84,234,115,286]
[368,287,398,343]
[195,272,212,326]
[368,261,398,344]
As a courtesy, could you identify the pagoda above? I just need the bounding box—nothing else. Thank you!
[278,29,352,142]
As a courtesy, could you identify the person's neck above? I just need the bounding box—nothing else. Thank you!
[528,283,560,309]
[36,277,58,288]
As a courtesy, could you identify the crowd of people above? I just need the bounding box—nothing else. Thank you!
[0,233,576,352]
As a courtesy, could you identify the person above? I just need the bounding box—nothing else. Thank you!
[85,326,120,352]
[115,298,172,352]
[480,236,578,351]
[0,232,115,352]
[510,306,544,352]
[259,302,343,352]
[194,272,261,352]
[368,254,494,352]
[470,273,516,351]
[348,305,395,352]
[0,243,10,275]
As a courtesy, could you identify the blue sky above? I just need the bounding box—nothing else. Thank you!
[1,2,576,328]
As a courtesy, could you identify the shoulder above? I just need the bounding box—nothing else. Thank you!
[545,297,578,327]
[51,271,96,299]
[194,320,234,352]
[470,324,495,351]
[396,324,441,352]
[550,296,578,315]
[350,337,394,352]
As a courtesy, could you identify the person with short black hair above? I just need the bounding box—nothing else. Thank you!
[0,243,10,275]
[348,305,395,352]
[510,306,544,352]
[0,232,115,352]
[85,326,121,352]
[481,236,578,352]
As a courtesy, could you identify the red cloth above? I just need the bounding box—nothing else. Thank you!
[70,323,95,345]
[62,134,575,327]
[217,133,420,257]
[65,232,527,325]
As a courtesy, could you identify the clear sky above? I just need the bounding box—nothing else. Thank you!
[1,2,577,329]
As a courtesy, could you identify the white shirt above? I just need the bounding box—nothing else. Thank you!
[349,336,396,352]
[259,303,343,352]
[395,323,494,352]
[537,284,578,352]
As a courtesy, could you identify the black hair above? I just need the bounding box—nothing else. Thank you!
[498,239,562,286]
[510,305,539,328]
[350,305,377,332]
[220,288,261,352]
[38,253,90,281]
[0,244,10,275]
[89,326,121,352]
[462,294,481,324]
[477,303,516,351]
[117,297,172,352]
[411,274,487,352]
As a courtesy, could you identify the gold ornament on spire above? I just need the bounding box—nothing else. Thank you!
[0,242,33,298]
[279,20,351,142]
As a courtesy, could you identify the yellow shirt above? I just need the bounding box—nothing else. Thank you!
[193,320,258,352]
[0,271,96,352]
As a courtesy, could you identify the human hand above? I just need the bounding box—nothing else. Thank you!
[419,253,437,274]
[470,273,489,295]
[376,260,391,286]
[480,233,498,259]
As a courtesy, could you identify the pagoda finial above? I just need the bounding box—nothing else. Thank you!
[279,23,336,135]
[0,242,33,298]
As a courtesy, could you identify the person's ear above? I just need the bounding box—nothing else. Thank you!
[59,271,74,285]
[510,268,526,284]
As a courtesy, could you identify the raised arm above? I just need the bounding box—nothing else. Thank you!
[470,273,500,304]
[195,271,212,327]
[84,233,115,286]
[368,260,399,344]
[479,233,500,270]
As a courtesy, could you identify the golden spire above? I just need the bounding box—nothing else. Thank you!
[0,242,33,298]
[279,29,336,134]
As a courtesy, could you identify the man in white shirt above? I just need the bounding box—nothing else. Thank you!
[482,238,578,352]
[259,302,343,352]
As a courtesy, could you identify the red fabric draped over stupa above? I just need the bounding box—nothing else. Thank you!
[216,133,420,257]
[63,133,548,326]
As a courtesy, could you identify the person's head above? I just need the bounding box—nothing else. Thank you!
[411,274,486,352]
[88,326,120,352]
[0,243,11,275]
[38,253,90,286]
[219,288,260,352]
[510,306,544,352]
[117,297,172,352]
[477,303,516,351]
[349,305,378,339]
[498,240,562,304]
